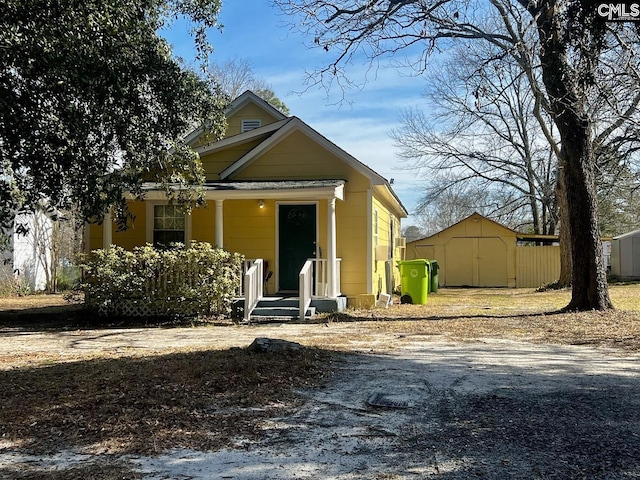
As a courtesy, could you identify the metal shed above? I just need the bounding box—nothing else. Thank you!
[611,229,640,280]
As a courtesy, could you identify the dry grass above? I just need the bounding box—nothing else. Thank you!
[0,284,639,474]
[0,346,335,457]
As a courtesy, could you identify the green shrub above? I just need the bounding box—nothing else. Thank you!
[81,242,244,319]
[56,265,82,291]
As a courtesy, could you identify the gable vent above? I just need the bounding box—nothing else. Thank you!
[242,119,262,132]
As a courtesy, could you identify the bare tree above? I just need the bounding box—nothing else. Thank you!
[411,178,532,235]
[274,0,640,310]
[208,57,290,114]
[393,40,559,235]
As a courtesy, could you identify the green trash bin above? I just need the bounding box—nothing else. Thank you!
[397,259,430,305]
[430,260,439,293]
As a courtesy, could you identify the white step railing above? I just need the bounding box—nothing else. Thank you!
[309,258,341,297]
[243,259,264,322]
[299,260,313,319]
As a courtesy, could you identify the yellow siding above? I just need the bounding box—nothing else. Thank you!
[232,130,374,297]
[337,192,369,297]
[111,201,146,250]
[190,204,215,244]
[88,201,147,251]
[199,139,264,181]
[516,245,560,288]
[88,221,103,251]
[369,195,401,297]
[223,199,277,293]
[225,103,281,137]
[234,131,370,189]
[86,96,407,301]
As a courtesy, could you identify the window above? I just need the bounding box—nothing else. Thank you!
[241,119,261,132]
[153,205,185,247]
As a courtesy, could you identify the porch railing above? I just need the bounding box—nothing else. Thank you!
[237,259,258,297]
[243,259,264,322]
[309,258,341,297]
[299,260,313,319]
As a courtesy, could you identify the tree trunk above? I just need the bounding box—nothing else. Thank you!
[561,127,612,310]
[556,164,572,287]
[535,5,613,311]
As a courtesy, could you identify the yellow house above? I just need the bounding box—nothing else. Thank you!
[88,91,407,310]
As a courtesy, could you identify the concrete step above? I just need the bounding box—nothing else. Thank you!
[251,306,316,318]
[232,296,345,321]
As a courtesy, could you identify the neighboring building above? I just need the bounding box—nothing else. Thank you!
[1,211,53,291]
[610,229,640,280]
[406,212,560,288]
[87,91,408,305]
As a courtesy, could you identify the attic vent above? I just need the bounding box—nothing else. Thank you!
[242,119,262,132]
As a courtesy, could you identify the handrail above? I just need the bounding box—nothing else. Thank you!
[237,259,257,296]
[308,258,341,297]
[243,259,263,322]
[299,260,313,319]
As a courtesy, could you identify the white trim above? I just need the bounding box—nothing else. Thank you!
[103,212,112,249]
[194,119,288,156]
[219,117,390,184]
[220,119,295,179]
[226,91,288,121]
[215,200,224,248]
[275,201,319,293]
[366,189,373,295]
[136,184,344,202]
[327,198,338,298]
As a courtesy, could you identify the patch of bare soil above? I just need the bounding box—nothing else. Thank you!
[1,289,640,479]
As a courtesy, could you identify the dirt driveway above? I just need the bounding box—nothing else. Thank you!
[2,320,640,479]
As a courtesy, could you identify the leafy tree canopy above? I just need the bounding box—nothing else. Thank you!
[1,0,227,230]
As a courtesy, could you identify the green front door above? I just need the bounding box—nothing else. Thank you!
[278,204,317,292]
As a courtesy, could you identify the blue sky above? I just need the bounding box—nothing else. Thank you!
[163,0,430,227]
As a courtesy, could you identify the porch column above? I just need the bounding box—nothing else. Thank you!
[102,211,112,249]
[327,198,338,298]
[215,200,224,248]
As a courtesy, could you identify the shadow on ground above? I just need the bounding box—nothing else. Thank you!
[2,337,640,479]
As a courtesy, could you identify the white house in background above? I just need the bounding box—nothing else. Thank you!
[610,229,640,280]
[1,211,53,291]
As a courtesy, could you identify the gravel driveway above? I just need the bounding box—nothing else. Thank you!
[2,324,640,479]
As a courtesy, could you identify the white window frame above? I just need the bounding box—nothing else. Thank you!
[145,201,192,246]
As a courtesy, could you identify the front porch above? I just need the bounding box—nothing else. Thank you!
[233,295,347,321]
[239,257,345,321]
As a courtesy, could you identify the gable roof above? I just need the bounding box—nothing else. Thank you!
[215,115,407,217]
[187,91,408,218]
[226,90,288,121]
[411,212,517,243]
[182,90,288,146]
